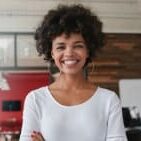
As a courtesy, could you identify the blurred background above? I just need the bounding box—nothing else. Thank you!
[0,0,141,140]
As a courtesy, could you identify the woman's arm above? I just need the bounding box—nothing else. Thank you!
[19,92,44,141]
[31,131,45,141]
[106,94,127,141]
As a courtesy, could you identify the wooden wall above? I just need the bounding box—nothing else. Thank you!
[88,34,141,94]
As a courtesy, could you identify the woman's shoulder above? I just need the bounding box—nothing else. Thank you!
[97,87,116,95]
[25,86,49,100]
[96,87,120,103]
[95,87,121,114]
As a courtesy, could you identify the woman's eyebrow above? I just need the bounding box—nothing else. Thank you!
[54,42,65,46]
[74,41,85,44]
[54,41,85,46]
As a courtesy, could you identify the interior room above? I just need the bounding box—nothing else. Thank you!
[0,0,141,141]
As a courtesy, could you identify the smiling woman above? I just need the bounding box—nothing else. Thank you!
[51,33,88,75]
[19,4,127,141]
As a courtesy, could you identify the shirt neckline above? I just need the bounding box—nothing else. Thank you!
[46,86,100,109]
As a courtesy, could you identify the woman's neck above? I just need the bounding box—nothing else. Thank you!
[53,72,87,90]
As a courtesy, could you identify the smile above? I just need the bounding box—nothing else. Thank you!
[62,60,79,65]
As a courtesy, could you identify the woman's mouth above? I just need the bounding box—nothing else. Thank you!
[62,59,79,65]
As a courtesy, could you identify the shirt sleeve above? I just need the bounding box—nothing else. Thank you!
[106,94,128,141]
[19,92,40,141]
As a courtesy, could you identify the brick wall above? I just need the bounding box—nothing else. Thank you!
[88,34,141,94]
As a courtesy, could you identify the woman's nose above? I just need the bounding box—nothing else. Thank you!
[64,47,74,56]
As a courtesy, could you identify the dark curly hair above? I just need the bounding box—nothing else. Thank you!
[35,4,104,65]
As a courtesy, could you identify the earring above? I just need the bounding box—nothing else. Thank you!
[91,62,95,74]
[83,67,88,80]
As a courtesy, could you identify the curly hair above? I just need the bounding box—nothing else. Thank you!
[35,4,104,65]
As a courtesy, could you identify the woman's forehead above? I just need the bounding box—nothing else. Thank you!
[52,33,85,43]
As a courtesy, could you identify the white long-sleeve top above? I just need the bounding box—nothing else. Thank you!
[19,86,127,141]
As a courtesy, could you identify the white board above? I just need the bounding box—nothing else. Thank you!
[119,79,141,115]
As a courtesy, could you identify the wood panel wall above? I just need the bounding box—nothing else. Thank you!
[88,34,141,94]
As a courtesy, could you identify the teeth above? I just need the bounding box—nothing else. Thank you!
[63,60,77,65]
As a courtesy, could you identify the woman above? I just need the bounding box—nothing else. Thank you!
[19,4,127,141]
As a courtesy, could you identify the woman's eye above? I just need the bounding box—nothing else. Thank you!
[56,46,65,50]
[74,44,85,48]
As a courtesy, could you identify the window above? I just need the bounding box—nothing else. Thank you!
[2,100,21,111]
[0,33,47,70]
[17,35,47,67]
[0,35,15,67]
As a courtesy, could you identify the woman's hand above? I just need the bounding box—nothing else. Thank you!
[31,131,45,141]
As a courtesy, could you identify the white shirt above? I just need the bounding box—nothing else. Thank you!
[19,86,127,141]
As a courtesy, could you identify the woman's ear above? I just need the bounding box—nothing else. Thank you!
[51,51,54,59]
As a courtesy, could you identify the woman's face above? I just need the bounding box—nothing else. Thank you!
[51,33,88,75]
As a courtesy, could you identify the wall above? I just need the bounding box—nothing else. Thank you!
[0,0,141,33]
[88,33,141,94]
